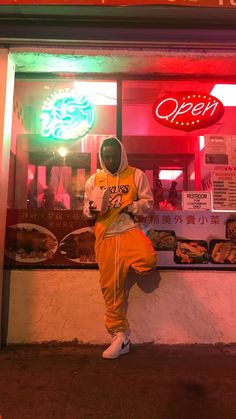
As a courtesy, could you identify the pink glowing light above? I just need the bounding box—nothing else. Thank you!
[159,170,183,180]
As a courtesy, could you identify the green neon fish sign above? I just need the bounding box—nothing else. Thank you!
[40,88,95,140]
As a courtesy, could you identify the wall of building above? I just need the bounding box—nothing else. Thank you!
[0,50,15,347]
[4,269,236,345]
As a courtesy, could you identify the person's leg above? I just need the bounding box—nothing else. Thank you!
[96,235,130,359]
[100,228,156,359]
[123,228,157,273]
[96,235,129,335]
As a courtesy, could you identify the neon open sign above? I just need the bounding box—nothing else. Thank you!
[40,88,95,140]
[152,91,224,132]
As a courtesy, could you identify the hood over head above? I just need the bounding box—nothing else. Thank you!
[99,137,128,175]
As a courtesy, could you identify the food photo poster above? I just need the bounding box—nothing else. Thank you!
[4,209,236,269]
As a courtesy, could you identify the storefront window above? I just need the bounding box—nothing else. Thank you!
[122,79,235,211]
[5,76,236,269]
[9,78,117,209]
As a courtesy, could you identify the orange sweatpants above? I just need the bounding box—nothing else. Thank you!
[96,228,157,335]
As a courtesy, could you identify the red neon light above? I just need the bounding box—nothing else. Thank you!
[152,91,224,132]
[1,0,235,8]
[1,1,236,6]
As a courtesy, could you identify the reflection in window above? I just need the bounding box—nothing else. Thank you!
[9,79,117,209]
[122,80,232,211]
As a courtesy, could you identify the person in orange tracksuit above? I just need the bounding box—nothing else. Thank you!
[83,137,157,359]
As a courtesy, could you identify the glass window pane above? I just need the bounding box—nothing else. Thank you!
[9,78,117,209]
[122,80,235,211]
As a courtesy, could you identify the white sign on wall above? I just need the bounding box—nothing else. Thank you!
[204,135,230,165]
[182,191,211,211]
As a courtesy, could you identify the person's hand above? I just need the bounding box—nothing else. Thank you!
[121,205,133,215]
[120,205,136,220]
[89,201,99,215]
[121,206,129,214]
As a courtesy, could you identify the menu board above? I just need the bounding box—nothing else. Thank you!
[212,170,236,211]
[4,209,236,269]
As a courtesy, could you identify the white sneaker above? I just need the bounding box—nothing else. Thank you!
[102,332,130,359]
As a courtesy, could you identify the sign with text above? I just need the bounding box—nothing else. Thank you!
[2,1,236,7]
[152,91,224,132]
[41,88,95,141]
[141,211,236,267]
[212,169,236,211]
[4,209,96,268]
[4,209,236,269]
[205,135,230,165]
[182,191,211,211]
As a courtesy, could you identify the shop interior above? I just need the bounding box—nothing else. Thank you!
[8,77,235,211]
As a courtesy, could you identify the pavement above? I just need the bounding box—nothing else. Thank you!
[0,342,236,419]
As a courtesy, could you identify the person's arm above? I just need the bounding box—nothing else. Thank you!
[124,169,154,216]
[83,174,98,219]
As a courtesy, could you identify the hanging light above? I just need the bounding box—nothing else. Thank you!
[58,147,68,158]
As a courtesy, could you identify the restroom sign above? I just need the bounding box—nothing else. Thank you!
[152,91,224,132]
[182,191,212,210]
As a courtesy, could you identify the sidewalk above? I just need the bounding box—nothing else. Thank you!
[1,342,236,419]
